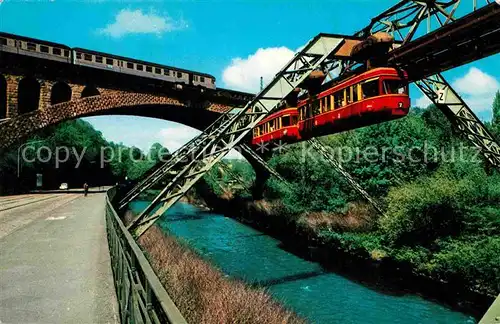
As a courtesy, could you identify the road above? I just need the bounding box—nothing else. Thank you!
[0,193,119,324]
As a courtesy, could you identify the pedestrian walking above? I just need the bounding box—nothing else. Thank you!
[83,182,89,197]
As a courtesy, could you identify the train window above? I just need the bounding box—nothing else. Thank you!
[312,100,320,115]
[346,88,351,104]
[164,69,170,76]
[95,56,103,63]
[136,64,143,71]
[27,43,36,51]
[52,48,61,55]
[253,128,259,137]
[146,66,153,72]
[76,52,82,59]
[282,115,291,127]
[334,92,343,108]
[361,80,379,99]
[352,85,359,102]
[106,58,113,65]
[84,53,92,61]
[200,76,205,83]
[64,50,70,57]
[0,38,6,45]
[292,115,299,124]
[383,79,407,95]
[155,67,161,74]
[40,45,49,53]
[177,72,182,78]
[127,62,134,69]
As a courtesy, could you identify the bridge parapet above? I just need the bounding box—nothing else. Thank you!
[106,188,187,324]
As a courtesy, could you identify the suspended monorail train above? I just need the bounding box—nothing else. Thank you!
[251,67,410,146]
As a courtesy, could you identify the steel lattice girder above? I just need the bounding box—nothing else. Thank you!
[127,34,347,237]
[415,74,500,167]
[308,138,385,215]
[118,113,240,209]
[358,0,494,44]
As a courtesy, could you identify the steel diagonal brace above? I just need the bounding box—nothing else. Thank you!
[128,34,347,237]
[239,144,286,182]
[308,138,385,215]
[217,161,249,188]
[415,74,500,168]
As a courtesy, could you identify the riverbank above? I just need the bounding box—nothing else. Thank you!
[125,209,304,324]
[195,190,495,320]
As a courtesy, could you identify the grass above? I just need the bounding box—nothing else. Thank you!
[138,226,306,324]
[296,202,378,233]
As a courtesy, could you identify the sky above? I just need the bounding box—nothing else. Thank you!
[1,0,499,154]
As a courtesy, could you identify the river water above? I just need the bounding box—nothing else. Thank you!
[131,201,475,324]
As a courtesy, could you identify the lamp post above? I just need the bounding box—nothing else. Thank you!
[17,140,44,178]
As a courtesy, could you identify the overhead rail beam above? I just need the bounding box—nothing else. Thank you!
[387,3,500,80]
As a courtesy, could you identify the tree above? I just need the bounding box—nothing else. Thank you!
[492,91,500,140]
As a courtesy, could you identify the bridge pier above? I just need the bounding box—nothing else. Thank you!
[5,74,20,118]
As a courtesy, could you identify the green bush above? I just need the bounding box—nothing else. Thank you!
[380,171,480,245]
[427,237,500,294]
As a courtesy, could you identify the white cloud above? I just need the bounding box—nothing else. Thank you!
[453,67,499,96]
[222,47,295,93]
[414,67,499,115]
[158,125,243,159]
[99,9,187,38]
[415,95,432,108]
[158,125,200,152]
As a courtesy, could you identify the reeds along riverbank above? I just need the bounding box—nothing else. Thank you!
[138,226,306,324]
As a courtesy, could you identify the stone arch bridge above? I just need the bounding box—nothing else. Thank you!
[0,54,253,149]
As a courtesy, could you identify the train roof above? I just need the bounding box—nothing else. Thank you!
[73,47,216,79]
[0,31,71,49]
[256,107,298,125]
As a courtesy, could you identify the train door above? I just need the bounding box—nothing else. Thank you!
[188,73,194,86]
[303,103,315,135]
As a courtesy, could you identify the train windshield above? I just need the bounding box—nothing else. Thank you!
[361,80,379,99]
[383,79,408,95]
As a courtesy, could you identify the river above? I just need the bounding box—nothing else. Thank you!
[131,201,476,324]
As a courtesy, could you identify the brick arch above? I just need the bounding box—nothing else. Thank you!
[81,85,100,98]
[18,77,40,114]
[51,82,72,105]
[0,92,228,149]
[0,75,6,120]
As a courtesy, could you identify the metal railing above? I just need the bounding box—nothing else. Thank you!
[105,188,187,324]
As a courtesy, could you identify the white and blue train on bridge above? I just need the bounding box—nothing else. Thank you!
[0,32,216,90]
